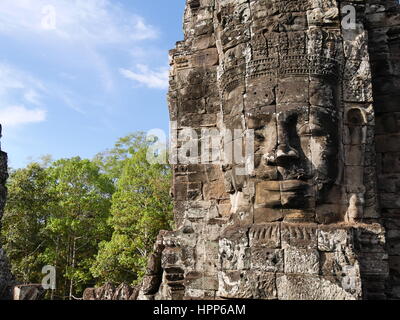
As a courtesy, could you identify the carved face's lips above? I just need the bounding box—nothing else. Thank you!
[256,180,312,209]
[261,180,309,192]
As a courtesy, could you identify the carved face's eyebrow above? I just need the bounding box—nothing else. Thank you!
[245,105,276,118]
[298,122,325,134]
[246,111,275,129]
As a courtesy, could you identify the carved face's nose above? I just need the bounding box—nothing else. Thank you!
[264,143,299,166]
[264,113,299,165]
[276,144,299,161]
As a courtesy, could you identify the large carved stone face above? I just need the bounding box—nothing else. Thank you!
[222,75,339,213]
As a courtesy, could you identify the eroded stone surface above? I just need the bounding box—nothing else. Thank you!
[0,249,13,300]
[367,0,400,299]
[13,284,45,301]
[0,126,13,300]
[135,0,399,300]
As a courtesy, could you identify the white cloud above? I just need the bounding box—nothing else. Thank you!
[0,0,158,45]
[24,89,41,106]
[0,63,48,127]
[0,63,46,99]
[0,0,160,92]
[120,65,169,90]
[0,106,46,127]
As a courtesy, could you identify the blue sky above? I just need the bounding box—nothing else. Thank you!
[0,0,186,168]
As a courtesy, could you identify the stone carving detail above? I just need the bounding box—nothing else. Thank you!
[366,0,400,299]
[13,284,45,301]
[83,283,139,301]
[136,0,400,300]
[0,125,13,300]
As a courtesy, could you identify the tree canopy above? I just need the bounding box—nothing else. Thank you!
[1,133,173,299]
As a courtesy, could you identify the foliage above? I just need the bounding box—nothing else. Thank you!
[1,133,173,299]
[2,163,56,283]
[93,132,148,182]
[42,157,114,299]
[91,147,173,285]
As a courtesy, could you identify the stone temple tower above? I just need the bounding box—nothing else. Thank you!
[137,0,400,300]
[0,125,13,300]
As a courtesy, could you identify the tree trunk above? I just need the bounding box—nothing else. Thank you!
[69,237,76,300]
[51,236,59,300]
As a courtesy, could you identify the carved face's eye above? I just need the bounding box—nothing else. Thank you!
[255,132,265,142]
[299,124,326,137]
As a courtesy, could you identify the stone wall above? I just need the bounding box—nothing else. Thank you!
[139,0,400,300]
[136,0,397,300]
[83,283,139,300]
[366,0,400,299]
[0,125,13,300]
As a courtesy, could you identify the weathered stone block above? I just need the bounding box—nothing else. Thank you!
[318,227,353,252]
[284,247,320,275]
[376,134,400,153]
[217,200,231,217]
[353,224,386,253]
[320,250,360,279]
[141,276,162,296]
[217,271,277,300]
[276,274,361,300]
[185,272,218,291]
[379,193,400,209]
[359,253,389,275]
[196,240,219,274]
[281,224,318,249]
[251,248,284,273]
[249,223,281,248]
[382,152,400,173]
[376,112,400,135]
[251,271,277,300]
[203,180,227,200]
[184,201,212,219]
[13,285,45,301]
[217,271,253,299]
[219,226,250,270]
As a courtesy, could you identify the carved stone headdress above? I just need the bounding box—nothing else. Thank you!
[220,28,342,94]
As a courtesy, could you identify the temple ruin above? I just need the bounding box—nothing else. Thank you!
[0,126,13,300]
[138,0,400,300]
[1,0,400,301]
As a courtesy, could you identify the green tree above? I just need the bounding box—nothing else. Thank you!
[2,132,172,298]
[1,163,56,284]
[43,157,114,299]
[93,132,148,182]
[91,147,173,285]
